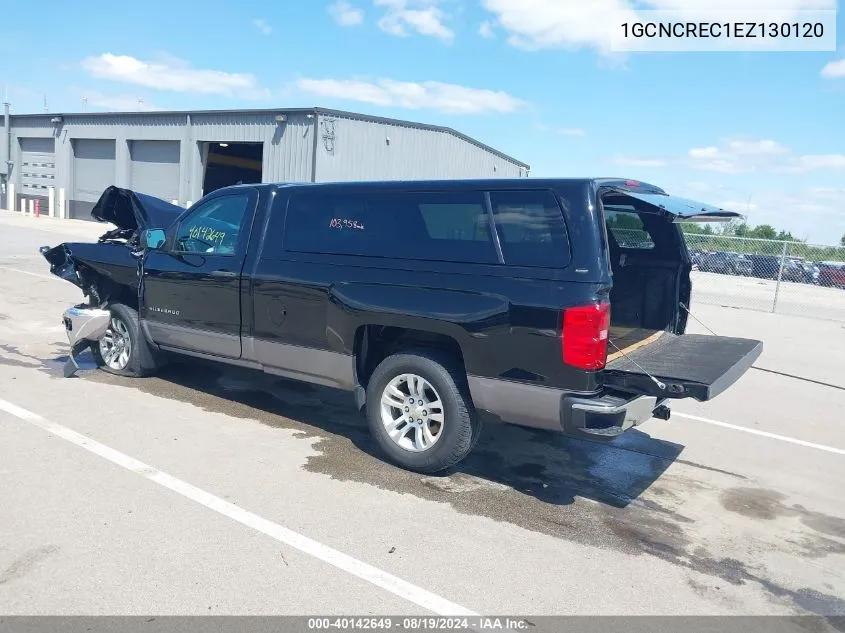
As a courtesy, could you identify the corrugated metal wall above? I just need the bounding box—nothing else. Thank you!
[191,112,314,190]
[19,137,56,204]
[71,139,116,220]
[313,113,525,182]
[7,111,317,216]
[129,140,181,202]
[6,109,527,219]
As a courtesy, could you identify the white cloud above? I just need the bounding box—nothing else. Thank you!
[295,76,528,113]
[480,0,836,55]
[612,137,833,175]
[612,136,839,174]
[687,138,796,173]
[479,20,496,38]
[375,0,454,41]
[481,0,633,54]
[79,91,159,112]
[557,127,586,137]
[726,139,789,155]
[809,187,845,199]
[611,156,667,167]
[675,181,723,196]
[688,146,720,160]
[820,58,845,78]
[717,200,758,213]
[688,139,790,161]
[252,18,272,35]
[328,1,364,26]
[781,153,845,172]
[80,53,268,99]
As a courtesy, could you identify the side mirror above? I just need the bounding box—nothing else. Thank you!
[141,229,167,250]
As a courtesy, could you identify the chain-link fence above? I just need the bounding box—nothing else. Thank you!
[682,232,845,322]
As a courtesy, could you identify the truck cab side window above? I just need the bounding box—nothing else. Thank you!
[279,190,498,264]
[174,194,250,255]
[489,190,572,268]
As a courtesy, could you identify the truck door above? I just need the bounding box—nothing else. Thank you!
[140,187,259,359]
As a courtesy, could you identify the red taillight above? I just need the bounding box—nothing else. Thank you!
[562,302,610,370]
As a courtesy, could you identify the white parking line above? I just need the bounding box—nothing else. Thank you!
[0,396,477,617]
[0,266,61,282]
[673,412,845,456]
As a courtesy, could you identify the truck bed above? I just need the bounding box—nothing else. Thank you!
[607,326,665,362]
[604,332,763,401]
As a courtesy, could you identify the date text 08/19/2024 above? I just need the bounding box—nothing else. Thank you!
[307,617,532,630]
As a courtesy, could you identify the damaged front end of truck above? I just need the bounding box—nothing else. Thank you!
[39,186,183,377]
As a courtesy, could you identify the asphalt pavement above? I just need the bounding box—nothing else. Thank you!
[1,213,844,619]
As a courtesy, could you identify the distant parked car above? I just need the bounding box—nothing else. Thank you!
[779,257,808,283]
[747,254,781,280]
[818,261,845,288]
[689,249,706,269]
[786,257,819,284]
[728,252,753,276]
[699,251,752,276]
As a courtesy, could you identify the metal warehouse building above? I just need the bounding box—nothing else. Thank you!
[0,106,530,220]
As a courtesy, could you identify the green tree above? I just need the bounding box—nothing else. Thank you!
[748,224,778,240]
[841,233,845,247]
[680,223,713,235]
[716,219,745,236]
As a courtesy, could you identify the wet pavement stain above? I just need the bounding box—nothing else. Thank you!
[12,352,845,616]
[722,488,845,539]
[722,487,788,520]
[785,535,845,560]
[0,343,61,370]
[0,355,43,370]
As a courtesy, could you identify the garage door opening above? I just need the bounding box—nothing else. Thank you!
[202,142,263,195]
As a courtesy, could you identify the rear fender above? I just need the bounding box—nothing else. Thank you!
[324,282,509,376]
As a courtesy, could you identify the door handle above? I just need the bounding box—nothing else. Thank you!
[210,270,238,278]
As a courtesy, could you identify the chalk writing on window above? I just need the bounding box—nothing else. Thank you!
[188,225,226,244]
[329,218,364,231]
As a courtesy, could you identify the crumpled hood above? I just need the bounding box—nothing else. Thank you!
[90,186,184,231]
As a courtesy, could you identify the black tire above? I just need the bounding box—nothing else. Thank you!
[365,348,481,474]
[90,303,156,378]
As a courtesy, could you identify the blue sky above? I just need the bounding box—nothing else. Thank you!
[2,0,844,244]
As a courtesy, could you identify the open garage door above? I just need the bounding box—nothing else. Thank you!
[129,140,180,203]
[202,142,263,195]
[71,139,116,220]
[19,137,56,211]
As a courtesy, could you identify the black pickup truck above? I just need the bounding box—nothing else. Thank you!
[41,178,762,473]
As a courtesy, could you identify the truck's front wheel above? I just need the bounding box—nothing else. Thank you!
[90,303,155,378]
[365,349,481,474]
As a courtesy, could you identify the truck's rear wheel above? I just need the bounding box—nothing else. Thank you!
[365,349,481,474]
[90,303,153,378]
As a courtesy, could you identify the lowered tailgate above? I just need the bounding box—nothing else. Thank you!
[604,333,763,401]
